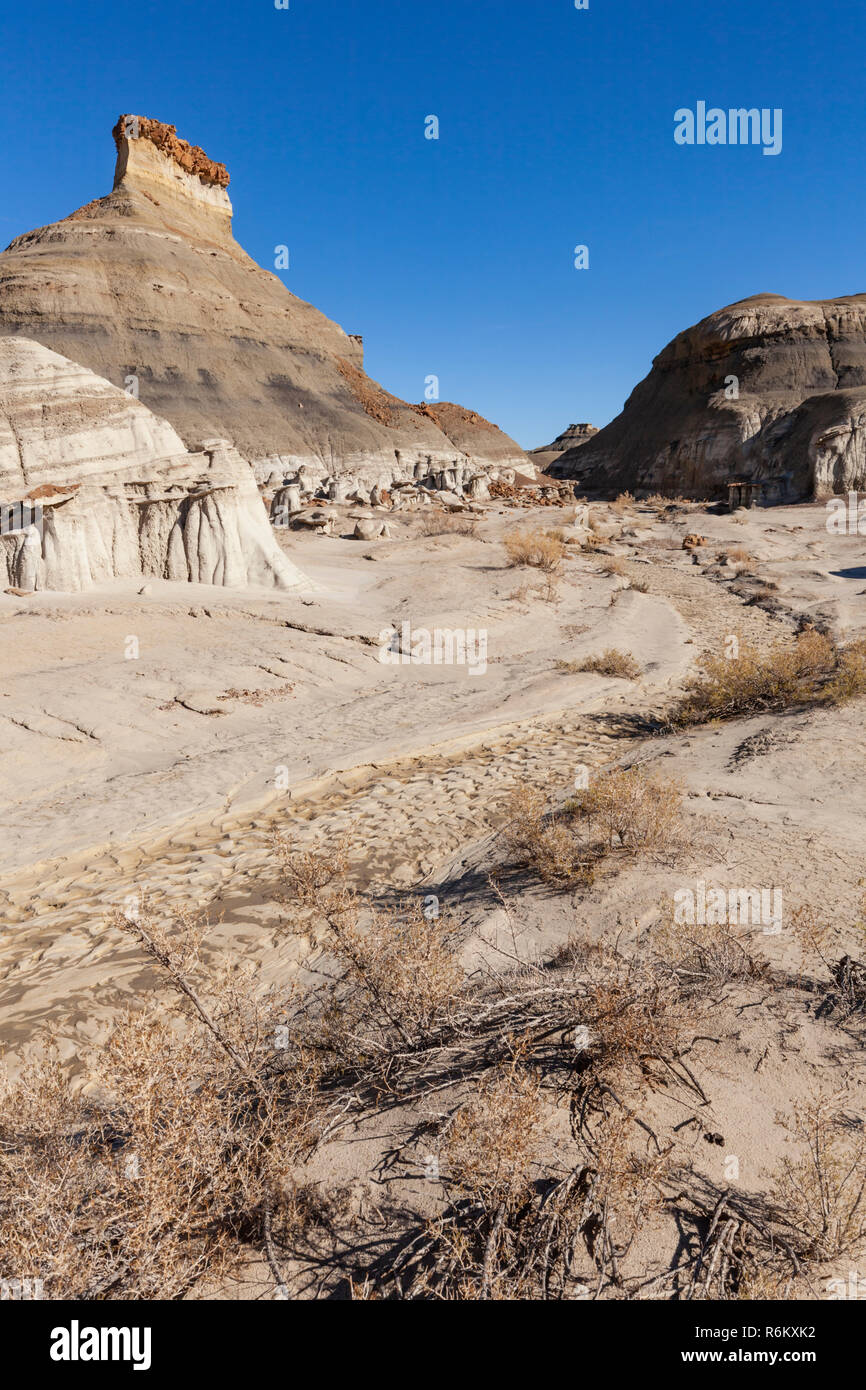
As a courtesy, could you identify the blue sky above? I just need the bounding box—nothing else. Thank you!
[0,0,863,448]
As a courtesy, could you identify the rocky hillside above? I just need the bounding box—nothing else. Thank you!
[549,293,866,499]
[0,115,529,485]
[412,401,529,471]
[528,422,598,472]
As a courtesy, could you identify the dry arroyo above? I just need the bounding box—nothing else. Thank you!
[2,489,866,1304]
[0,496,802,1060]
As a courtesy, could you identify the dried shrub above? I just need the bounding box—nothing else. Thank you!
[359,950,686,1302]
[274,838,464,1058]
[502,767,682,883]
[652,911,764,997]
[788,904,866,1019]
[560,649,641,680]
[0,906,317,1300]
[569,766,683,856]
[772,1092,866,1259]
[504,526,565,572]
[500,785,594,884]
[672,629,866,724]
[441,1065,545,1211]
[823,638,866,706]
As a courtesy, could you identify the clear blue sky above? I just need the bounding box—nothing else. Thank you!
[1,0,863,448]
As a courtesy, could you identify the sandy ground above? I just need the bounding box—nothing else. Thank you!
[2,493,865,1298]
[0,501,779,1053]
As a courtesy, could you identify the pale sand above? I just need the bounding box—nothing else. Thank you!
[2,496,865,1297]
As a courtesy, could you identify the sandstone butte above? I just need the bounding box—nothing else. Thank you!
[0,115,529,486]
[550,292,866,502]
[528,422,598,473]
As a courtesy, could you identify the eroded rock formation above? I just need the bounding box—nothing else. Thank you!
[0,115,529,486]
[0,338,311,593]
[410,402,531,472]
[529,423,598,473]
[550,294,866,499]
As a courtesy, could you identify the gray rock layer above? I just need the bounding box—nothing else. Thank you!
[0,115,529,485]
[550,294,866,499]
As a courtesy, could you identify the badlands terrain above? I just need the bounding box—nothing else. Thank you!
[1,115,866,1303]
[3,488,866,1300]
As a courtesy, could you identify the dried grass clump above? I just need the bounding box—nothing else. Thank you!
[419,513,478,537]
[599,556,626,577]
[644,493,689,509]
[673,629,866,724]
[610,492,635,515]
[504,526,565,572]
[501,766,683,883]
[559,648,641,680]
[509,576,560,605]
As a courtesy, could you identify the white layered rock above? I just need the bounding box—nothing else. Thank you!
[0,338,312,593]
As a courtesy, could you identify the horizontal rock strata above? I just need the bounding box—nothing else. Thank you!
[0,338,311,593]
[0,115,529,487]
[550,294,866,499]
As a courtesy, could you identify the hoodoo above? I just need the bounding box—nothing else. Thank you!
[0,115,529,485]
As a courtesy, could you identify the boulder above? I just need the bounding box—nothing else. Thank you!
[353,518,389,540]
[435,491,466,511]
